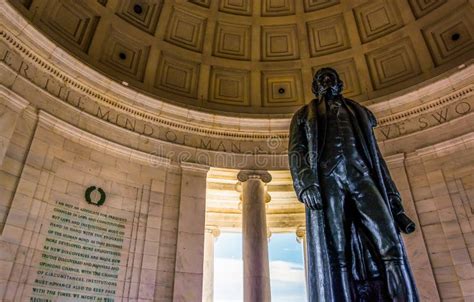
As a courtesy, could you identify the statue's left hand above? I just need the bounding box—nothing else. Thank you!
[301,186,323,210]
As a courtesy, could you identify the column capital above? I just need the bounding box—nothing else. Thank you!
[237,170,272,183]
[205,225,221,238]
[296,226,306,243]
[267,229,272,239]
[236,179,272,204]
[264,192,271,203]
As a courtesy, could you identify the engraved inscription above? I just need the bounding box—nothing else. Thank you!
[30,201,127,302]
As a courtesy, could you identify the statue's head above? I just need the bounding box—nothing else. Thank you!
[312,67,344,99]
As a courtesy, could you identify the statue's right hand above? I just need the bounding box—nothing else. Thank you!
[301,186,323,210]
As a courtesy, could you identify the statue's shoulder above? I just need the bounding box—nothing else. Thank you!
[292,101,311,121]
[344,98,364,109]
[295,104,308,115]
[293,98,319,123]
[344,98,377,127]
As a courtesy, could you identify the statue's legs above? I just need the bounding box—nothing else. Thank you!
[320,163,353,302]
[347,176,402,261]
[346,168,411,301]
[321,161,412,301]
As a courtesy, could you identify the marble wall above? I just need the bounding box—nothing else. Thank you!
[0,108,209,301]
[0,88,34,232]
[405,134,474,300]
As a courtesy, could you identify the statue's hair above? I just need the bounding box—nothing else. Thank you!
[311,67,344,96]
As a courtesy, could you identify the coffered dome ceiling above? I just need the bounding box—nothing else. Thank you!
[9,0,474,115]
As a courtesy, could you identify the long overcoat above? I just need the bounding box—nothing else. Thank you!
[288,98,419,301]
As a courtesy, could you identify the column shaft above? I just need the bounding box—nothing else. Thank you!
[239,171,272,302]
[297,227,308,299]
[202,227,219,302]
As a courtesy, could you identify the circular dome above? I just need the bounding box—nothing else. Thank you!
[8,0,474,115]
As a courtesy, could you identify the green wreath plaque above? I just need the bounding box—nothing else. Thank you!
[84,186,106,206]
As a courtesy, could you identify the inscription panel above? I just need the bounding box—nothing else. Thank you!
[30,200,128,301]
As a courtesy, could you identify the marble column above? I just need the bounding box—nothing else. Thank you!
[296,226,308,298]
[237,170,272,302]
[202,226,220,302]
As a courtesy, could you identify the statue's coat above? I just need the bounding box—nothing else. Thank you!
[289,98,419,301]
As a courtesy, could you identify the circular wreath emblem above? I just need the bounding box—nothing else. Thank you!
[85,186,106,207]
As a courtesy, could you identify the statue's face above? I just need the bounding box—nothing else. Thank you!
[314,69,343,99]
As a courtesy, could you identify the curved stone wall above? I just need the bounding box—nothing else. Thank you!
[1,1,473,169]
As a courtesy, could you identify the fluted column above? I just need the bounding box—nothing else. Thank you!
[237,170,272,302]
[202,226,220,302]
[296,226,308,298]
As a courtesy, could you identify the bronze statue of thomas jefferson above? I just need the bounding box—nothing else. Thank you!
[289,68,419,301]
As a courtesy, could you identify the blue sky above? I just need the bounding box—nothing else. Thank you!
[214,232,306,302]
